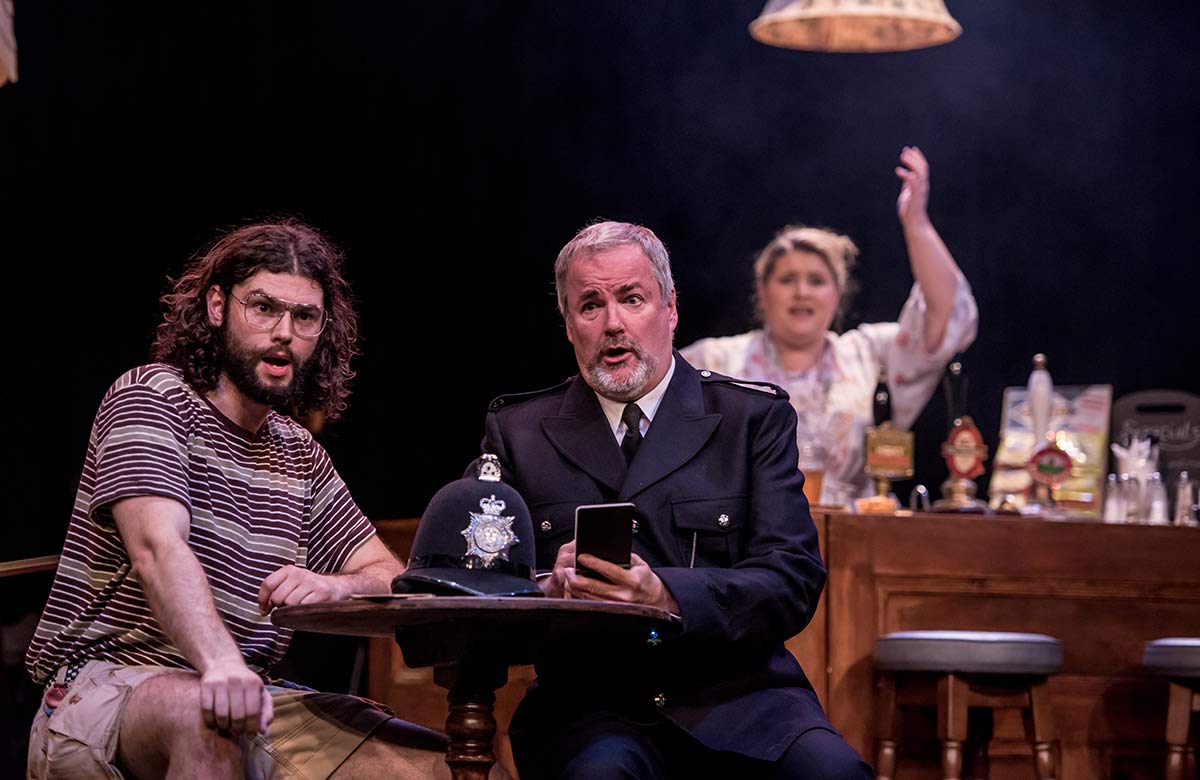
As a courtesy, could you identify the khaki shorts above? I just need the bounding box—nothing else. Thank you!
[28,660,395,780]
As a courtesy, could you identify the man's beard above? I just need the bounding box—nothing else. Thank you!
[584,337,659,403]
[221,327,310,409]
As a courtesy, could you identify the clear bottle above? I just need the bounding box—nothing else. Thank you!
[1102,473,1124,523]
[1119,472,1142,523]
[1175,471,1196,526]
[1146,471,1169,525]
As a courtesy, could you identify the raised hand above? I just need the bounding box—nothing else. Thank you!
[895,145,932,226]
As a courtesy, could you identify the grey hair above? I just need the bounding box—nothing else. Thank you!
[554,220,675,316]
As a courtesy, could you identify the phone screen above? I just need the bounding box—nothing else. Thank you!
[574,502,635,580]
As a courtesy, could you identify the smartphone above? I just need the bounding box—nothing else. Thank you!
[574,502,635,580]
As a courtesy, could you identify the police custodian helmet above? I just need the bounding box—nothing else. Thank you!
[391,454,543,597]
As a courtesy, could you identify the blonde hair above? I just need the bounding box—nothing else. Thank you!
[752,225,860,328]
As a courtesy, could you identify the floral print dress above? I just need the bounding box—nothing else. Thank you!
[680,272,978,506]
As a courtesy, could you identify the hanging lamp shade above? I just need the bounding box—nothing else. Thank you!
[749,0,961,53]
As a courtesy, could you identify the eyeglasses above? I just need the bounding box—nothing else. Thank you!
[228,291,328,339]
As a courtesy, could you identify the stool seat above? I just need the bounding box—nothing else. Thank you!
[872,631,1063,779]
[1143,637,1200,679]
[874,630,1063,675]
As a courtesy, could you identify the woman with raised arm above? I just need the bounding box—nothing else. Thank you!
[681,146,978,507]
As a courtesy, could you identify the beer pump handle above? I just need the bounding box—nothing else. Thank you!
[943,359,967,431]
[873,370,891,428]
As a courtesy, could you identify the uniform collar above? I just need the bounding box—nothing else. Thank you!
[595,355,677,437]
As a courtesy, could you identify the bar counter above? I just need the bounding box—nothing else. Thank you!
[370,512,1200,779]
[801,510,1200,779]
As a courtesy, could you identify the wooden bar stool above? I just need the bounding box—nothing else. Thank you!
[873,630,1063,780]
[1143,637,1200,780]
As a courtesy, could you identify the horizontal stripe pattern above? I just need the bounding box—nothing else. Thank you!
[26,363,374,684]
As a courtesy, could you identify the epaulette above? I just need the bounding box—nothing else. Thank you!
[696,369,788,400]
[488,376,575,411]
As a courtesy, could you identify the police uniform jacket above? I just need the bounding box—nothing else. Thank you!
[483,352,831,761]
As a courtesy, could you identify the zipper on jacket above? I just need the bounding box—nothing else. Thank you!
[689,532,697,568]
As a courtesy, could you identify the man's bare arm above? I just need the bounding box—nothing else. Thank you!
[114,495,272,735]
[257,534,404,614]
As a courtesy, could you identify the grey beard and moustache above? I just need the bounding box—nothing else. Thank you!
[221,325,311,410]
[584,337,659,403]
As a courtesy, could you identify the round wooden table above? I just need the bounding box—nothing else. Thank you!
[272,596,680,779]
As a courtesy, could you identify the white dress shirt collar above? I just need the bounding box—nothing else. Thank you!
[595,356,677,441]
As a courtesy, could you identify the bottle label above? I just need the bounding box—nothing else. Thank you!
[865,423,915,478]
[940,415,987,480]
[1027,443,1072,486]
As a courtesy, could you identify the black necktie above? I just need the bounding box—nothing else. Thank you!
[620,403,644,465]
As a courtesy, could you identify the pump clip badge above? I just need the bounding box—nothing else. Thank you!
[462,494,519,568]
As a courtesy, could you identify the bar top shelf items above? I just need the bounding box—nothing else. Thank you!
[1108,389,1200,527]
[855,369,914,514]
[931,358,990,514]
[987,353,1112,519]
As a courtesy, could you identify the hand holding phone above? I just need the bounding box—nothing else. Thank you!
[574,502,635,581]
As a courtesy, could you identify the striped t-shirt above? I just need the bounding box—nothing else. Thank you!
[26,363,376,684]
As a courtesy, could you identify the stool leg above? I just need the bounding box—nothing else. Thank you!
[1187,696,1198,780]
[1184,689,1197,780]
[1164,682,1191,780]
[938,674,969,780]
[1022,680,1058,780]
[875,673,898,780]
[965,707,993,780]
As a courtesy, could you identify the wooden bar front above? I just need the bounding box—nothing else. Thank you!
[367,514,1200,780]
[822,511,1200,780]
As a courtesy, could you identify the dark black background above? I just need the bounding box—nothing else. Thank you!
[2,0,1199,769]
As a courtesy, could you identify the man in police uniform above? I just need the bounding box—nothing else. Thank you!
[481,221,873,779]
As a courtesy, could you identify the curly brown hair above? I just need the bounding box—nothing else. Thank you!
[150,219,360,423]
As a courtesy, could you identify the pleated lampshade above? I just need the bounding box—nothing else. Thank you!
[749,0,961,53]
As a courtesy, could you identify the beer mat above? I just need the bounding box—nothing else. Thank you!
[350,592,438,601]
